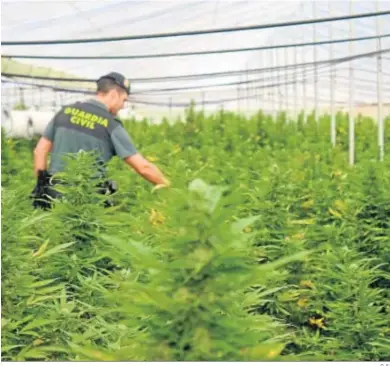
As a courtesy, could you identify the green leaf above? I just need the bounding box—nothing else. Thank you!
[67,343,117,361]
[231,215,261,234]
[26,294,62,305]
[36,242,74,259]
[1,344,24,352]
[20,319,57,333]
[29,279,59,288]
[18,347,48,359]
[34,284,64,295]
[17,213,51,233]
[258,250,313,274]
[188,178,226,213]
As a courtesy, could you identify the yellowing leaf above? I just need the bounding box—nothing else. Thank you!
[309,317,326,329]
[149,209,165,226]
[174,287,193,303]
[333,169,343,176]
[37,242,74,259]
[301,199,314,209]
[334,199,347,213]
[297,297,308,308]
[288,218,316,225]
[329,208,342,219]
[146,155,159,162]
[32,240,49,257]
[193,327,211,354]
[278,290,300,302]
[241,343,285,360]
[291,232,305,240]
[300,280,314,289]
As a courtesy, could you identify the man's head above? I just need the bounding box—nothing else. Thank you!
[95,72,130,116]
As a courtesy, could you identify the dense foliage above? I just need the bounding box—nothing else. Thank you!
[2,107,390,361]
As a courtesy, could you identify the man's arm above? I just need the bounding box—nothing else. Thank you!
[124,153,169,186]
[33,116,56,176]
[111,125,169,186]
[34,137,53,177]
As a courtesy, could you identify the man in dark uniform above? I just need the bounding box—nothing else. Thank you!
[32,72,169,209]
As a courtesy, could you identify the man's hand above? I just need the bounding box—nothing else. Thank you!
[151,181,170,193]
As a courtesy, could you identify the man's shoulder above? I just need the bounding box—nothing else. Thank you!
[113,116,124,126]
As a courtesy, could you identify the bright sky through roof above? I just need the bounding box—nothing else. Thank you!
[1,0,390,109]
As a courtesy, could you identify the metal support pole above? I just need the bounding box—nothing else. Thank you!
[31,86,34,107]
[276,48,282,115]
[13,84,17,108]
[284,47,289,121]
[237,79,240,113]
[260,52,265,114]
[301,2,306,123]
[19,87,24,107]
[329,0,336,147]
[376,0,384,161]
[246,62,249,114]
[313,1,318,123]
[294,44,298,120]
[40,87,43,109]
[270,46,276,119]
[348,0,355,166]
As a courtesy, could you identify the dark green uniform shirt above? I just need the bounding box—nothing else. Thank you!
[43,99,137,175]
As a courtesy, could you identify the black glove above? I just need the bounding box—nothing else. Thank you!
[107,180,118,194]
[31,170,53,210]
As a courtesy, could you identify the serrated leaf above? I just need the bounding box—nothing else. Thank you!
[1,344,24,352]
[258,250,313,274]
[36,242,74,259]
[32,240,49,257]
[35,284,64,295]
[18,347,48,359]
[68,343,116,361]
[4,315,35,331]
[328,208,343,219]
[288,218,316,225]
[20,319,57,333]
[26,294,62,305]
[188,178,226,213]
[17,213,50,233]
[231,215,261,234]
[29,279,59,288]
[241,342,285,360]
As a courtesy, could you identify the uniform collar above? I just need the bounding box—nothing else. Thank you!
[86,98,109,112]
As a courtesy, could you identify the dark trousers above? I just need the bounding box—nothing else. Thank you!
[31,170,117,210]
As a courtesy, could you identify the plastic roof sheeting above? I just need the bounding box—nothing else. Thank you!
[1,0,390,113]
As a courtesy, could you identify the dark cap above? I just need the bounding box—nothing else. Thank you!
[97,72,130,95]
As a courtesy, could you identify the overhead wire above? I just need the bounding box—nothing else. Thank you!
[3,47,389,84]
[3,34,389,60]
[3,11,389,45]
[49,1,221,76]
[1,77,362,107]
[2,62,334,98]
[2,3,388,110]
[4,58,388,103]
